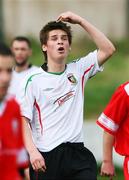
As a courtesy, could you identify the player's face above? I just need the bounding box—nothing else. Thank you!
[42,29,70,63]
[11,40,32,66]
[0,55,13,101]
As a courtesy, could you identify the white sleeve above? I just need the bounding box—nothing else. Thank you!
[16,77,35,122]
[75,50,103,78]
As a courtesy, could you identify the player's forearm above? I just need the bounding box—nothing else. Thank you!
[79,18,116,65]
[22,117,46,172]
[102,130,115,163]
[22,117,37,155]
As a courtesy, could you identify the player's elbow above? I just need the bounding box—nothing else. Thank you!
[106,44,116,58]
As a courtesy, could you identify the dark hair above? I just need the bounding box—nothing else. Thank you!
[40,21,72,61]
[0,42,13,57]
[11,36,31,48]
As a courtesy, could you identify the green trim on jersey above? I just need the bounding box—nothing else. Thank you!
[24,73,42,94]
[47,71,65,75]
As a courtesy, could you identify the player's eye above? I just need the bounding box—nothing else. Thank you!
[21,48,28,51]
[62,36,68,40]
[7,68,12,74]
[14,48,19,51]
[51,37,57,41]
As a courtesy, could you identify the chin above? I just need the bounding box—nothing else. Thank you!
[57,54,67,61]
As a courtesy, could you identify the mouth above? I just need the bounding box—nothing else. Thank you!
[16,57,24,61]
[57,47,65,53]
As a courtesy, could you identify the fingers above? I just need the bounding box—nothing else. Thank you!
[56,11,81,24]
[100,170,115,180]
[100,172,113,180]
[56,11,73,23]
[31,159,46,172]
[100,171,114,176]
[24,168,30,180]
[40,159,46,172]
[100,161,116,179]
[56,14,64,22]
[56,15,70,23]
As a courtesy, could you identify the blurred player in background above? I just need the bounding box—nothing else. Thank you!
[97,82,129,180]
[8,36,38,96]
[0,42,28,180]
[18,11,115,179]
[8,36,38,179]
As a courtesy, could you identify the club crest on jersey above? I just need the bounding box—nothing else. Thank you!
[67,73,77,84]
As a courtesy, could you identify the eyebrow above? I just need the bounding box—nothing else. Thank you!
[50,34,68,37]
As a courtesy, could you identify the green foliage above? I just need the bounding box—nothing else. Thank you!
[84,50,129,119]
[30,38,44,66]
[29,38,129,119]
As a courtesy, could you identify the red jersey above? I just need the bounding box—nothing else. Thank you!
[97,82,129,156]
[0,96,28,180]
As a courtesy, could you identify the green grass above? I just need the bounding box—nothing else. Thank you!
[28,38,129,119]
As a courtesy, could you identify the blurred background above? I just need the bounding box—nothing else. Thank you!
[1,0,129,179]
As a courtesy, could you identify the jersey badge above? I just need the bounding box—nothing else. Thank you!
[67,73,77,84]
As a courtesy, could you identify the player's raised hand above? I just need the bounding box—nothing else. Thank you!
[29,149,46,172]
[100,161,116,180]
[56,11,83,24]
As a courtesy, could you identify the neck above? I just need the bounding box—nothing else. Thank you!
[14,62,30,72]
[47,60,65,73]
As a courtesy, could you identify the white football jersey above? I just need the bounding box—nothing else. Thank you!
[18,50,103,152]
[8,65,39,96]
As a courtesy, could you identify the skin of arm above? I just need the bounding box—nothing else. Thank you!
[100,130,115,180]
[57,11,116,66]
[22,117,46,172]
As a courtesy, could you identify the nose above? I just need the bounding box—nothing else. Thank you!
[57,38,63,44]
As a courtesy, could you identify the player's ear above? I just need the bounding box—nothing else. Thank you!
[29,49,32,56]
[42,44,47,52]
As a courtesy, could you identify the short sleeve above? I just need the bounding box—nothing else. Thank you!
[75,50,103,78]
[97,85,128,135]
[17,76,35,122]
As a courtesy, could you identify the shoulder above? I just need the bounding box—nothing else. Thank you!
[6,95,20,110]
[123,82,129,96]
[30,65,39,71]
[22,68,43,93]
[116,82,129,96]
[67,50,97,66]
[24,68,43,82]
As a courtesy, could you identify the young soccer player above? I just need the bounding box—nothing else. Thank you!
[0,43,28,180]
[97,82,129,180]
[8,36,38,96]
[18,11,115,179]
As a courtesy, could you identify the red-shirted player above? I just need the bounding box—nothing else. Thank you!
[97,82,129,180]
[0,43,28,180]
